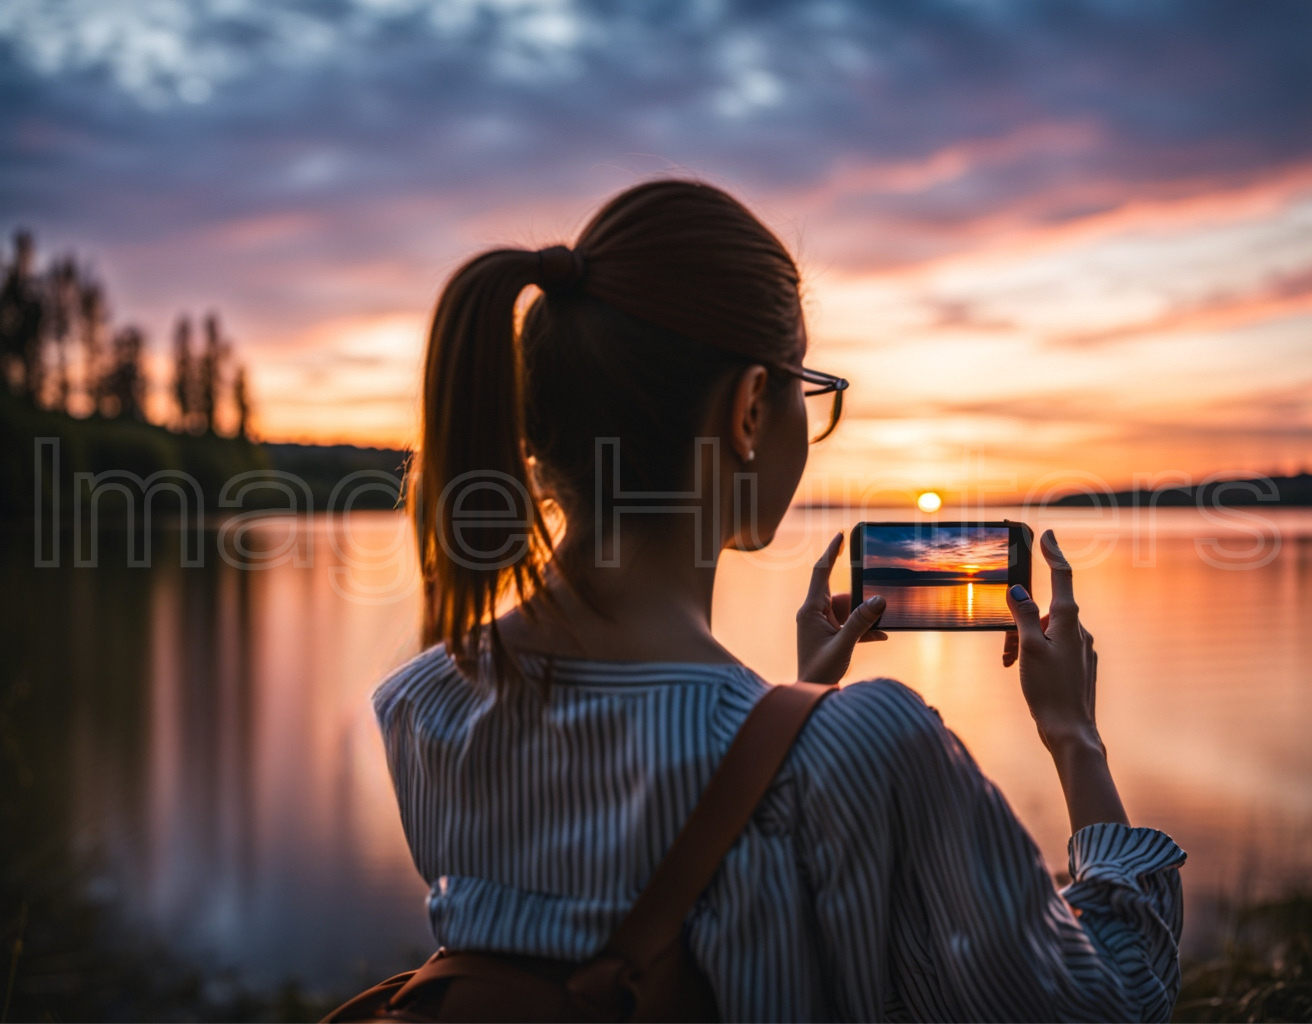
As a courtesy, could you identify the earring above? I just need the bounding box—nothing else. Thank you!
[745,449,756,463]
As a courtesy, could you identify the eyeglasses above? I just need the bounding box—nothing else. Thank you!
[790,366,848,443]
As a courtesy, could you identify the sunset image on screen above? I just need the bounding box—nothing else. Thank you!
[863,525,1012,627]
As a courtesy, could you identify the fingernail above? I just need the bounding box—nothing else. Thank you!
[1009,584,1029,601]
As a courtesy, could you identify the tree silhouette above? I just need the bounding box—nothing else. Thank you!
[79,277,106,413]
[0,230,45,403]
[233,364,251,440]
[198,312,228,434]
[104,326,146,421]
[172,315,196,432]
[47,255,79,413]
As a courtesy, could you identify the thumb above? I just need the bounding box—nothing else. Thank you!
[1006,583,1045,648]
[838,595,885,645]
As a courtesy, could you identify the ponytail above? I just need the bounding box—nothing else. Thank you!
[413,249,556,675]
[414,179,804,686]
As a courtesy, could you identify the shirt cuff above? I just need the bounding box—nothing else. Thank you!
[1066,822,1187,893]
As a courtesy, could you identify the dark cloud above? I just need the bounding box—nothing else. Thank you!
[1,0,1310,318]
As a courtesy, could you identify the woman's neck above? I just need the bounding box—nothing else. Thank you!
[496,520,739,664]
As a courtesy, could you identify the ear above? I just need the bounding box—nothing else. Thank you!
[729,365,770,463]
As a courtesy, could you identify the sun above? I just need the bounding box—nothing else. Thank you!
[916,491,943,514]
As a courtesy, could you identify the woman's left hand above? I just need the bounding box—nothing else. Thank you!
[797,532,887,685]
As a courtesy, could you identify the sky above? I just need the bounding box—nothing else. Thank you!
[3,0,1310,503]
[862,524,1009,575]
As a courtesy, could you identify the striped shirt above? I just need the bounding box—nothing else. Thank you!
[374,645,1186,1022]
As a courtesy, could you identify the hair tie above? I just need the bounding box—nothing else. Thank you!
[535,245,586,292]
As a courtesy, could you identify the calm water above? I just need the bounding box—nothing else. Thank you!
[4,506,1311,995]
[859,581,1012,628]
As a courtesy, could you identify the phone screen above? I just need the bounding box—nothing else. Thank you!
[853,522,1027,630]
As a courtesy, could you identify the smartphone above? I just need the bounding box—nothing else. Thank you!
[849,521,1033,630]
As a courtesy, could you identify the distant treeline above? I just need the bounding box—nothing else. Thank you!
[263,441,410,512]
[0,229,409,521]
[0,229,250,436]
[1052,474,1312,507]
[2,394,409,520]
[863,568,1010,582]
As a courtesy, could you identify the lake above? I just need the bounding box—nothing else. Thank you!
[857,582,1013,628]
[3,505,1310,999]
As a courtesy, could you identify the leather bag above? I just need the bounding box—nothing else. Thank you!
[322,681,833,1023]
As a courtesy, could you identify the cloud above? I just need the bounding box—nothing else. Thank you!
[2,0,1310,460]
[833,378,1312,469]
[5,2,1311,223]
[1050,267,1312,348]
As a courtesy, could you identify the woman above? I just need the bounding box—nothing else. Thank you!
[374,180,1185,1021]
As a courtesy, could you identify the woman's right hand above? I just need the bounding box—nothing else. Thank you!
[1005,530,1101,754]
[1006,530,1129,831]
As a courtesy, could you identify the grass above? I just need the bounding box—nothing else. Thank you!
[6,873,1310,1021]
[1174,892,1312,1023]
[1,850,343,1023]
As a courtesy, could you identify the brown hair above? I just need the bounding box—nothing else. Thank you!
[413,179,803,676]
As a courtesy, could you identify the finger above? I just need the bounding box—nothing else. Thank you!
[1002,628,1019,667]
[805,532,844,609]
[837,595,885,645]
[858,630,888,643]
[1041,530,1078,623]
[1006,583,1046,649]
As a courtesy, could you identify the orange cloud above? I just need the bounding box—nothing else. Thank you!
[791,120,1105,205]
[798,157,1312,281]
[207,211,324,250]
[1050,268,1312,347]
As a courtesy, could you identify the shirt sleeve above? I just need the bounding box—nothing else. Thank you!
[370,647,465,884]
[793,679,1186,1023]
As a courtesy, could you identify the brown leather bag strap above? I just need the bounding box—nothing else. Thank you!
[602,681,833,972]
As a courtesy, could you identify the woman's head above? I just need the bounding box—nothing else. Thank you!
[414,179,810,665]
